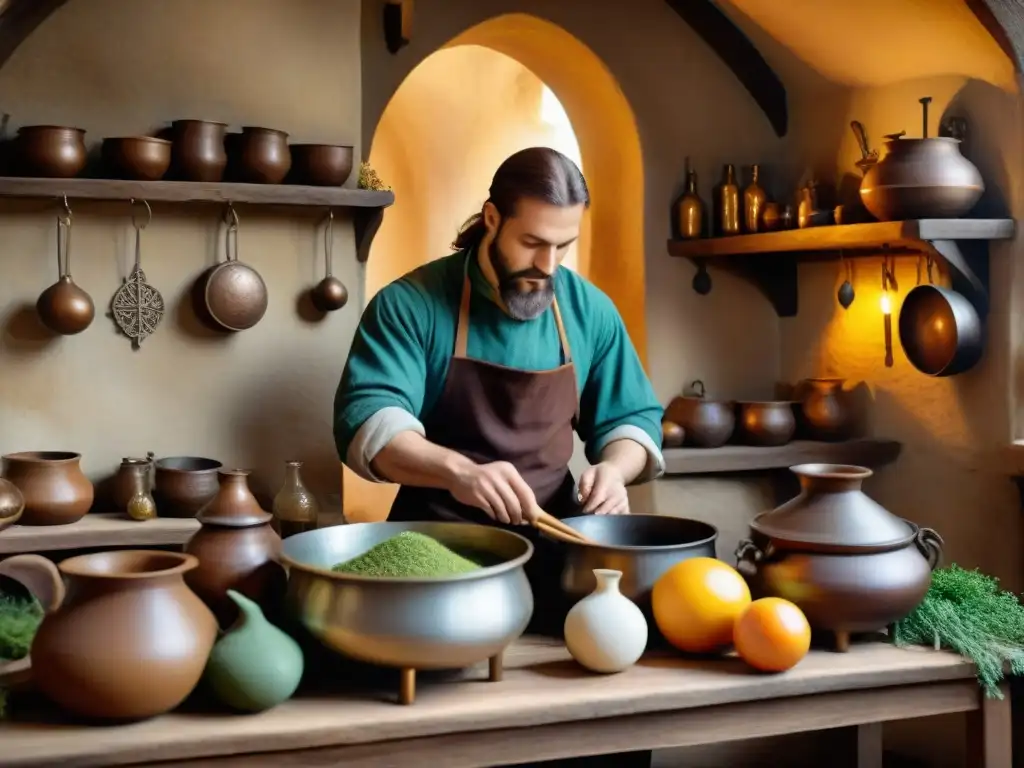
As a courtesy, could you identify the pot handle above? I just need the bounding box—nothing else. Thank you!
[914,527,944,570]
[690,379,706,399]
[735,538,767,567]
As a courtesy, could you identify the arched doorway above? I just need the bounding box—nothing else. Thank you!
[346,14,645,523]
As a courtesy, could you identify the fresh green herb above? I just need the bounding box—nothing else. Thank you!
[891,564,1024,699]
[0,593,42,662]
[332,531,480,578]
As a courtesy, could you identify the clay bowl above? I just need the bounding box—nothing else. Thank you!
[153,456,223,518]
[289,144,353,186]
[102,137,172,181]
[15,126,87,178]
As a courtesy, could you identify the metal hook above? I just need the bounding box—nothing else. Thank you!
[223,202,239,229]
[59,194,73,226]
[130,198,152,230]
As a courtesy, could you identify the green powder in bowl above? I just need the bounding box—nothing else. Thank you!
[331,531,481,578]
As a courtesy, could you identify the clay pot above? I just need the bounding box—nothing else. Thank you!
[735,402,796,446]
[170,119,228,182]
[1,452,94,526]
[289,144,353,186]
[153,456,223,518]
[663,380,735,448]
[0,477,25,532]
[102,136,172,181]
[735,464,943,652]
[31,550,218,720]
[111,454,154,512]
[15,126,87,178]
[0,555,64,687]
[799,378,851,441]
[233,127,291,184]
[184,469,285,626]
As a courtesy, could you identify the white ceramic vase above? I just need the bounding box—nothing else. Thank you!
[563,568,648,673]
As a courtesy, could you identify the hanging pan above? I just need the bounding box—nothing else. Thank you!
[193,204,268,332]
[897,254,982,377]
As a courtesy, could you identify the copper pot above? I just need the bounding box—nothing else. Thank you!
[734,464,943,652]
[234,127,291,184]
[859,97,984,221]
[153,456,223,518]
[102,136,172,181]
[30,550,217,720]
[664,380,735,448]
[1,451,94,526]
[0,477,25,532]
[193,207,268,332]
[15,126,87,178]
[289,143,353,186]
[735,401,796,446]
[170,119,227,182]
[799,378,851,441]
[184,469,285,626]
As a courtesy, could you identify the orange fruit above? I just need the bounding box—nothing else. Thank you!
[652,557,751,653]
[734,597,811,672]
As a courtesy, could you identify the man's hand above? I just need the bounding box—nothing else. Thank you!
[448,460,538,526]
[577,462,629,515]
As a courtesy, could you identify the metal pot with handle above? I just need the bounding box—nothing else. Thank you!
[193,204,268,332]
[898,254,983,376]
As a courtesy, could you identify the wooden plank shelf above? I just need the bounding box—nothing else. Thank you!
[663,438,901,475]
[0,513,199,555]
[667,218,1016,318]
[0,177,396,262]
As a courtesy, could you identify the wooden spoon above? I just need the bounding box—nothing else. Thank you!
[532,509,597,545]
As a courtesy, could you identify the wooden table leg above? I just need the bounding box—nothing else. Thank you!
[967,683,1012,768]
[856,722,883,768]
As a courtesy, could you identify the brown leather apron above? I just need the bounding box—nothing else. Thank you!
[388,255,580,633]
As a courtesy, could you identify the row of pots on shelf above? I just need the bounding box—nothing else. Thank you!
[661,377,852,449]
[5,120,353,186]
[0,454,320,719]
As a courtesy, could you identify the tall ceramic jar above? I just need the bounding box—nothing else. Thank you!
[564,569,648,673]
[272,460,320,538]
[185,469,286,626]
[30,550,217,720]
[1,451,94,525]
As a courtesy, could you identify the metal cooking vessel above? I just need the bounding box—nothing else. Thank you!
[555,514,718,614]
[859,97,984,221]
[664,379,735,448]
[280,522,534,671]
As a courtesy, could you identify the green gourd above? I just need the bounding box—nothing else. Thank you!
[204,590,304,712]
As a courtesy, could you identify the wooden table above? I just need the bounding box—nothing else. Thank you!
[0,637,1010,768]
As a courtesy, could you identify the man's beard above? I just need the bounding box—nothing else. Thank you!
[488,237,555,321]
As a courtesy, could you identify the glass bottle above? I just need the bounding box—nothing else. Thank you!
[125,462,156,522]
[714,163,740,236]
[742,164,767,233]
[272,460,320,538]
[674,168,704,240]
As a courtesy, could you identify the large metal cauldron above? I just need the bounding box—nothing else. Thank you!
[280,522,533,677]
[555,515,719,614]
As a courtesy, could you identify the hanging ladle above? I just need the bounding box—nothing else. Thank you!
[37,195,95,335]
[311,209,349,312]
[837,250,855,309]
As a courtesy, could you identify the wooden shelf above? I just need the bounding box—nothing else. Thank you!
[0,177,396,262]
[667,219,1016,318]
[663,438,901,475]
[0,513,199,555]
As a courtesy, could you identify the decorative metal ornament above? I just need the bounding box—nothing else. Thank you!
[111,199,164,349]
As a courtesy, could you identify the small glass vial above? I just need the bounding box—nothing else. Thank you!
[272,460,320,538]
[124,462,156,522]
